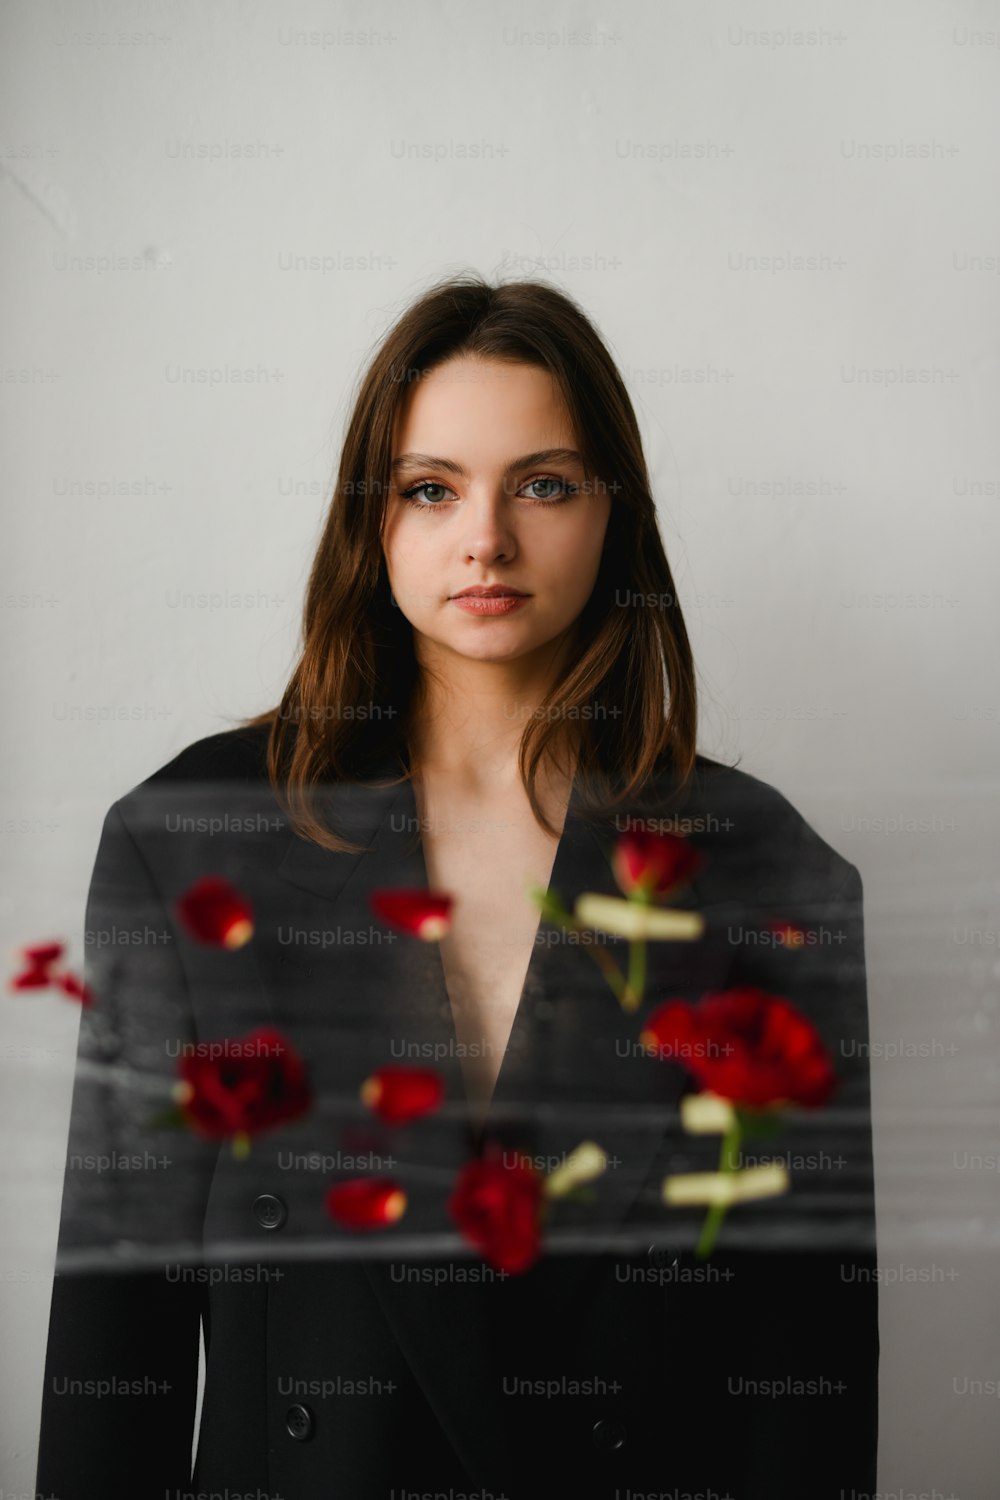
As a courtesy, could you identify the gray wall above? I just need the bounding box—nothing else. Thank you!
[2,0,998,1492]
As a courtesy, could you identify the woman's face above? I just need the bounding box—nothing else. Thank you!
[381,356,611,671]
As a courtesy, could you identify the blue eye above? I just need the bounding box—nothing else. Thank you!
[398,475,579,511]
[400,481,452,508]
[521,476,577,501]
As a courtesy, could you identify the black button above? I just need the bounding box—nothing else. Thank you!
[647,1243,678,1270]
[285,1403,314,1441]
[592,1417,626,1452]
[252,1193,287,1230]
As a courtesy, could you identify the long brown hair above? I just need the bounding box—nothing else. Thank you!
[239,272,700,853]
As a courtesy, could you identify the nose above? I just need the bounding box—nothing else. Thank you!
[459,488,518,565]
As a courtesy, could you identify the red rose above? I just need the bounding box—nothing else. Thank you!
[360,1065,444,1125]
[176,1025,311,1138]
[448,1152,543,1275]
[369,889,454,941]
[176,876,254,948]
[326,1177,407,1229]
[641,986,837,1109]
[612,827,701,899]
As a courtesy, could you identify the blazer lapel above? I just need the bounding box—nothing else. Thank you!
[260,755,722,1487]
[269,756,703,1226]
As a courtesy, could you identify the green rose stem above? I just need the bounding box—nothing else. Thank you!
[693,1113,743,1260]
[529,880,770,1262]
[626,937,646,1010]
[624,886,652,1011]
[527,885,641,1012]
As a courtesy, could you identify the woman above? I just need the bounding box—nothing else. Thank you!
[36,274,879,1498]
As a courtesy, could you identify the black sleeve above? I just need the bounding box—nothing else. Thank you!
[34,799,219,1500]
[709,860,881,1499]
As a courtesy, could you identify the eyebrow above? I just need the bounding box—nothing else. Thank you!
[390,448,586,479]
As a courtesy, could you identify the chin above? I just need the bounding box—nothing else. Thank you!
[454,639,533,662]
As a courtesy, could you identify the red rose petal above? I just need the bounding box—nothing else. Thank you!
[766,921,808,947]
[52,971,94,1007]
[360,1066,444,1125]
[9,967,53,991]
[8,941,91,1006]
[176,876,254,948]
[369,889,453,941]
[326,1177,407,1229]
[21,941,66,971]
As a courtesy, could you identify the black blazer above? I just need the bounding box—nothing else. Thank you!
[35,724,879,1499]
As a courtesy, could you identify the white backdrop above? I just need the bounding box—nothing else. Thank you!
[2,0,999,1491]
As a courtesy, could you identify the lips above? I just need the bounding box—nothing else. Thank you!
[451,587,529,599]
[450,589,531,616]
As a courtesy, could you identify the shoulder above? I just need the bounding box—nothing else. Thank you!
[127,722,273,793]
[86,723,282,906]
[650,749,859,899]
[108,723,278,847]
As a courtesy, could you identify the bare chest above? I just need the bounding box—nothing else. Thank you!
[414,788,564,1122]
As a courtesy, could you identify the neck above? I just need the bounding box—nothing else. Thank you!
[406,640,579,794]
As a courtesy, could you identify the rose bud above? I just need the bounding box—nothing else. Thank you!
[176,876,254,948]
[360,1065,444,1125]
[326,1177,407,1229]
[612,827,701,899]
[369,889,454,941]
